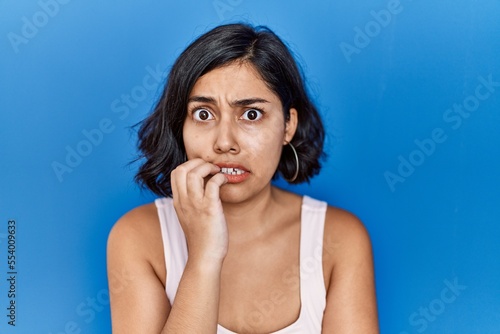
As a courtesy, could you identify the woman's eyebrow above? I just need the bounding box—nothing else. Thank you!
[188,95,215,103]
[231,98,270,106]
[188,96,270,106]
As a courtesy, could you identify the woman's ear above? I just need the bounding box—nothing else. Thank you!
[284,108,298,144]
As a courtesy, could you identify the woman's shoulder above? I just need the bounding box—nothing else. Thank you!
[279,189,371,249]
[324,205,368,237]
[323,204,373,265]
[107,201,166,279]
[109,201,160,242]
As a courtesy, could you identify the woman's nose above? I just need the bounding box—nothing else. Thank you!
[213,119,240,154]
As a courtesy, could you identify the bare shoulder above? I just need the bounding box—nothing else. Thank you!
[109,202,160,240]
[323,205,373,266]
[108,202,160,251]
[321,205,379,332]
[107,201,166,285]
[107,202,172,332]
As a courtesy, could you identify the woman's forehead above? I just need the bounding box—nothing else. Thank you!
[189,62,280,103]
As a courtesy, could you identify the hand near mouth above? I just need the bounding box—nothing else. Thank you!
[171,158,229,264]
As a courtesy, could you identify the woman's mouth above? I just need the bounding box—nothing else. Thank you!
[216,164,251,184]
[220,167,246,175]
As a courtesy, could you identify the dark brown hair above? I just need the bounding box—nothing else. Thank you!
[135,23,325,197]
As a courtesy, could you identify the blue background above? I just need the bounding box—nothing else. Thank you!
[1,0,499,333]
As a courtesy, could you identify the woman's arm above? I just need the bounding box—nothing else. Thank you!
[162,257,223,333]
[107,205,225,333]
[163,159,228,332]
[107,205,171,333]
[108,159,228,333]
[321,208,379,334]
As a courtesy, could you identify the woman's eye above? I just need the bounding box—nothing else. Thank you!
[241,109,263,121]
[193,109,214,121]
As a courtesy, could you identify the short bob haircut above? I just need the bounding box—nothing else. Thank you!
[135,23,325,197]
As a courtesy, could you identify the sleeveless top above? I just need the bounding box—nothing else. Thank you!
[155,195,328,333]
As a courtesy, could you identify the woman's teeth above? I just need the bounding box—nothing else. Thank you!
[220,167,245,175]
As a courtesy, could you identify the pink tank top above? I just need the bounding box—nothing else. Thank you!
[155,195,327,333]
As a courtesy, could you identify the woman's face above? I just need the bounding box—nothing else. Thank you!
[183,61,297,203]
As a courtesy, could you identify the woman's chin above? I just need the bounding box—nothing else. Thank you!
[219,185,248,204]
[219,180,273,205]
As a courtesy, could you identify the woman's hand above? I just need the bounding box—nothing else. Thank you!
[171,158,228,264]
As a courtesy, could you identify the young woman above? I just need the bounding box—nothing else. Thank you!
[107,23,379,333]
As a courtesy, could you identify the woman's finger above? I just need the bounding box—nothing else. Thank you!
[171,158,206,202]
[186,162,221,200]
[204,172,228,202]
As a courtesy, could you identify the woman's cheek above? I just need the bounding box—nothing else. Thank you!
[184,126,208,157]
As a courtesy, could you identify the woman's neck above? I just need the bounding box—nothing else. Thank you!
[222,186,295,245]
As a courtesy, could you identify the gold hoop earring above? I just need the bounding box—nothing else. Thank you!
[283,142,299,183]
